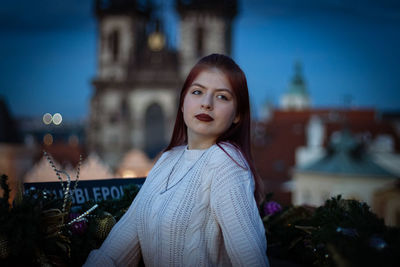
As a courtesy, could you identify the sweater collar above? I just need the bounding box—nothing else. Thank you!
[184,145,211,162]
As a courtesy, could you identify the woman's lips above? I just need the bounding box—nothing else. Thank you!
[195,113,214,122]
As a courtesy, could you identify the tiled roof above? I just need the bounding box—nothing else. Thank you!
[298,130,396,178]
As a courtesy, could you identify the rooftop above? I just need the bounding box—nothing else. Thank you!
[299,129,397,178]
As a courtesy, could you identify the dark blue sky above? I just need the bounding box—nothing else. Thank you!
[0,0,399,120]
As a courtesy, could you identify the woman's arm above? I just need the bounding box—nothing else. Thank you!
[83,197,142,267]
[210,158,269,267]
[83,150,171,266]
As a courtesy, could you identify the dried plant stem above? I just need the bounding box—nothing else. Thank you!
[44,151,65,192]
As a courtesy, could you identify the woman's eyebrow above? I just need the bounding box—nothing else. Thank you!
[190,82,206,88]
[215,88,233,95]
[191,83,232,94]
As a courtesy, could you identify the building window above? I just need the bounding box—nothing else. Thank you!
[108,30,120,62]
[196,26,204,58]
[145,103,165,158]
[121,98,129,119]
[109,111,120,124]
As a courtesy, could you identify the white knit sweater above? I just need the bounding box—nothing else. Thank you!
[84,143,269,267]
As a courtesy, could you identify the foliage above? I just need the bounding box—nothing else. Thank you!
[262,195,400,267]
[91,183,140,221]
[0,174,139,267]
[68,183,140,266]
[0,174,68,266]
[2,173,400,267]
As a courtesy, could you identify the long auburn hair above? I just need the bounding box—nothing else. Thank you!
[165,53,264,203]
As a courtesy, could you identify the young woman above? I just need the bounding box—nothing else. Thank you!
[84,54,269,266]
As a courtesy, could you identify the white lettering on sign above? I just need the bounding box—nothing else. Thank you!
[101,187,110,200]
[25,180,144,204]
[84,188,89,200]
[110,186,120,199]
[93,187,102,202]
[75,188,86,204]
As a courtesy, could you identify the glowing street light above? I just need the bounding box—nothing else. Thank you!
[43,113,52,125]
[52,113,62,125]
[43,133,53,145]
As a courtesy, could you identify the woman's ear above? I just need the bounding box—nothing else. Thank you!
[233,114,240,124]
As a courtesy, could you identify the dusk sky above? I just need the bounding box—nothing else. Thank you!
[0,0,399,121]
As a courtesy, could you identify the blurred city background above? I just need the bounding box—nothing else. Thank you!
[1,0,400,225]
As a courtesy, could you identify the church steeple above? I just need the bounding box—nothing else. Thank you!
[176,0,238,78]
[88,0,179,167]
[280,61,311,110]
[289,62,307,95]
[93,0,153,81]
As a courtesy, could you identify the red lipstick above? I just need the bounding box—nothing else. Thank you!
[195,113,214,122]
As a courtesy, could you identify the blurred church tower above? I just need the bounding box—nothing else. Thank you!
[177,0,237,79]
[280,61,311,110]
[87,0,237,169]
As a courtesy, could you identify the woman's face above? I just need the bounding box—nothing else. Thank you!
[182,68,239,148]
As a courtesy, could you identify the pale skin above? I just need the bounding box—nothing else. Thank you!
[182,68,240,150]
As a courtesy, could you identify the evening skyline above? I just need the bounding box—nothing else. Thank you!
[0,0,399,121]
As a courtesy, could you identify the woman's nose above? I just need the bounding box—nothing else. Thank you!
[201,95,213,110]
[201,103,211,110]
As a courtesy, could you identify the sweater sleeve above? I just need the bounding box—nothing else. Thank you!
[210,157,269,267]
[83,150,171,266]
[83,196,142,267]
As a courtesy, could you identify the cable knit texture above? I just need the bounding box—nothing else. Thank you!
[84,143,269,267]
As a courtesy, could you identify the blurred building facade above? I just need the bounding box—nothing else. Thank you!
[0,98,36,199]
[292,129,397,208]
[254,109,400,204]
[253,63,400,207]
[87,0,237,168]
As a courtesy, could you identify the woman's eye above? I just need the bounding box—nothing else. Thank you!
[192,90,202,95]
[217,95,229,101]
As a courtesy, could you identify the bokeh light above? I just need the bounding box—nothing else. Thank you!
[52,113,62,125]
[122,170,136,178]
[43,133,53,145]
[148,32,165,51]
[42,113,52,125]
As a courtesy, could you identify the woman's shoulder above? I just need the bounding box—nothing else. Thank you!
[208,142,248,169]
[208,142,254,191]
[167,144,186,154]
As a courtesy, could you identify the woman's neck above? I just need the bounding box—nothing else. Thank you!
[187,136,216,150]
